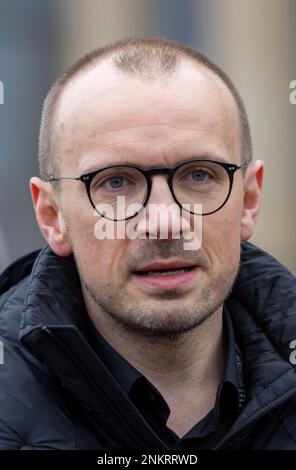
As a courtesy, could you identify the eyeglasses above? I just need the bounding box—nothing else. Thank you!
[49,159,248,221]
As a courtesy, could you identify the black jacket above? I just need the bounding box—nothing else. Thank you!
[0,243,296,450]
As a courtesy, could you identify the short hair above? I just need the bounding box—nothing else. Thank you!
[39,37,253,180]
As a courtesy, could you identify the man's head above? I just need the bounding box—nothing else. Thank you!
[31,37,263,339]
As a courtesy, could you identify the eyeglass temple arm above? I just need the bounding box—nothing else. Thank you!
[48,176,81,182]
[239,162,249,169]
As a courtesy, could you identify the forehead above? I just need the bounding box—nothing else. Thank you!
[54,58,241,170]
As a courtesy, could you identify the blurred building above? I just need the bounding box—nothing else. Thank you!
[0,0,295,273]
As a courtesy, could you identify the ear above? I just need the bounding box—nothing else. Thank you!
[30,177,72,257]
[240,160,264,242]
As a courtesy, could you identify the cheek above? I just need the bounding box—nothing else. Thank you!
[67,211,129,282]
[202,204,242,269]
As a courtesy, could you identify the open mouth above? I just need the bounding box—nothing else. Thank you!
[134,266,195,276]
[132,262,198,289]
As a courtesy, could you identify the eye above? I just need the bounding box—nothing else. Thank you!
[188,168,212,183]
[103,175,127,189]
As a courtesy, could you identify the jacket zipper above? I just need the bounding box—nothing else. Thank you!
[214,386,296,449]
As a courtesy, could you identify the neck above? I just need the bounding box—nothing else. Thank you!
[84,292,225,397]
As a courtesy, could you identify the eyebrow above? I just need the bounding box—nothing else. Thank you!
[78,155,230,175]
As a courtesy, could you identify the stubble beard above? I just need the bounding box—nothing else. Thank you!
[80,266,239,341]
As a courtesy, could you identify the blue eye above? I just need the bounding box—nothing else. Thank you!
[105,176,126,189]
[189,169,209,182]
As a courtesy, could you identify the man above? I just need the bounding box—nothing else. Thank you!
[0,37,295,450]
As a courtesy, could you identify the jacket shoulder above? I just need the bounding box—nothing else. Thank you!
[0,272,76,449]
[0,250,40,297]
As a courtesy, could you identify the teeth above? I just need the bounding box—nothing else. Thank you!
[143,268,190,276]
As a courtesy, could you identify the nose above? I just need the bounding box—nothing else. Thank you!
[136,174,190,240]
[148,174,175,206]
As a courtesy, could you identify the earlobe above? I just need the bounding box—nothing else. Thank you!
[240,160,264,242]
[30,177,72,257]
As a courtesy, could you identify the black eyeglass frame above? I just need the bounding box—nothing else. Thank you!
[49,159,248,220]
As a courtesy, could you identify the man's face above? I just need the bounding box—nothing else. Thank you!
[54,59,244,337]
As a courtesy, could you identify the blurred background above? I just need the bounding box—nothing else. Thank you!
[0,0,295,274]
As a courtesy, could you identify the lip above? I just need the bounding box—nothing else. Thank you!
[132,259,199,290]
[134,260,197,272]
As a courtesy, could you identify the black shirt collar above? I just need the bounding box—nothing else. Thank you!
[88,307,244,447]
[88,305,241,414]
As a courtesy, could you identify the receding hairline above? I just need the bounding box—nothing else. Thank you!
[39,37,252,180]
